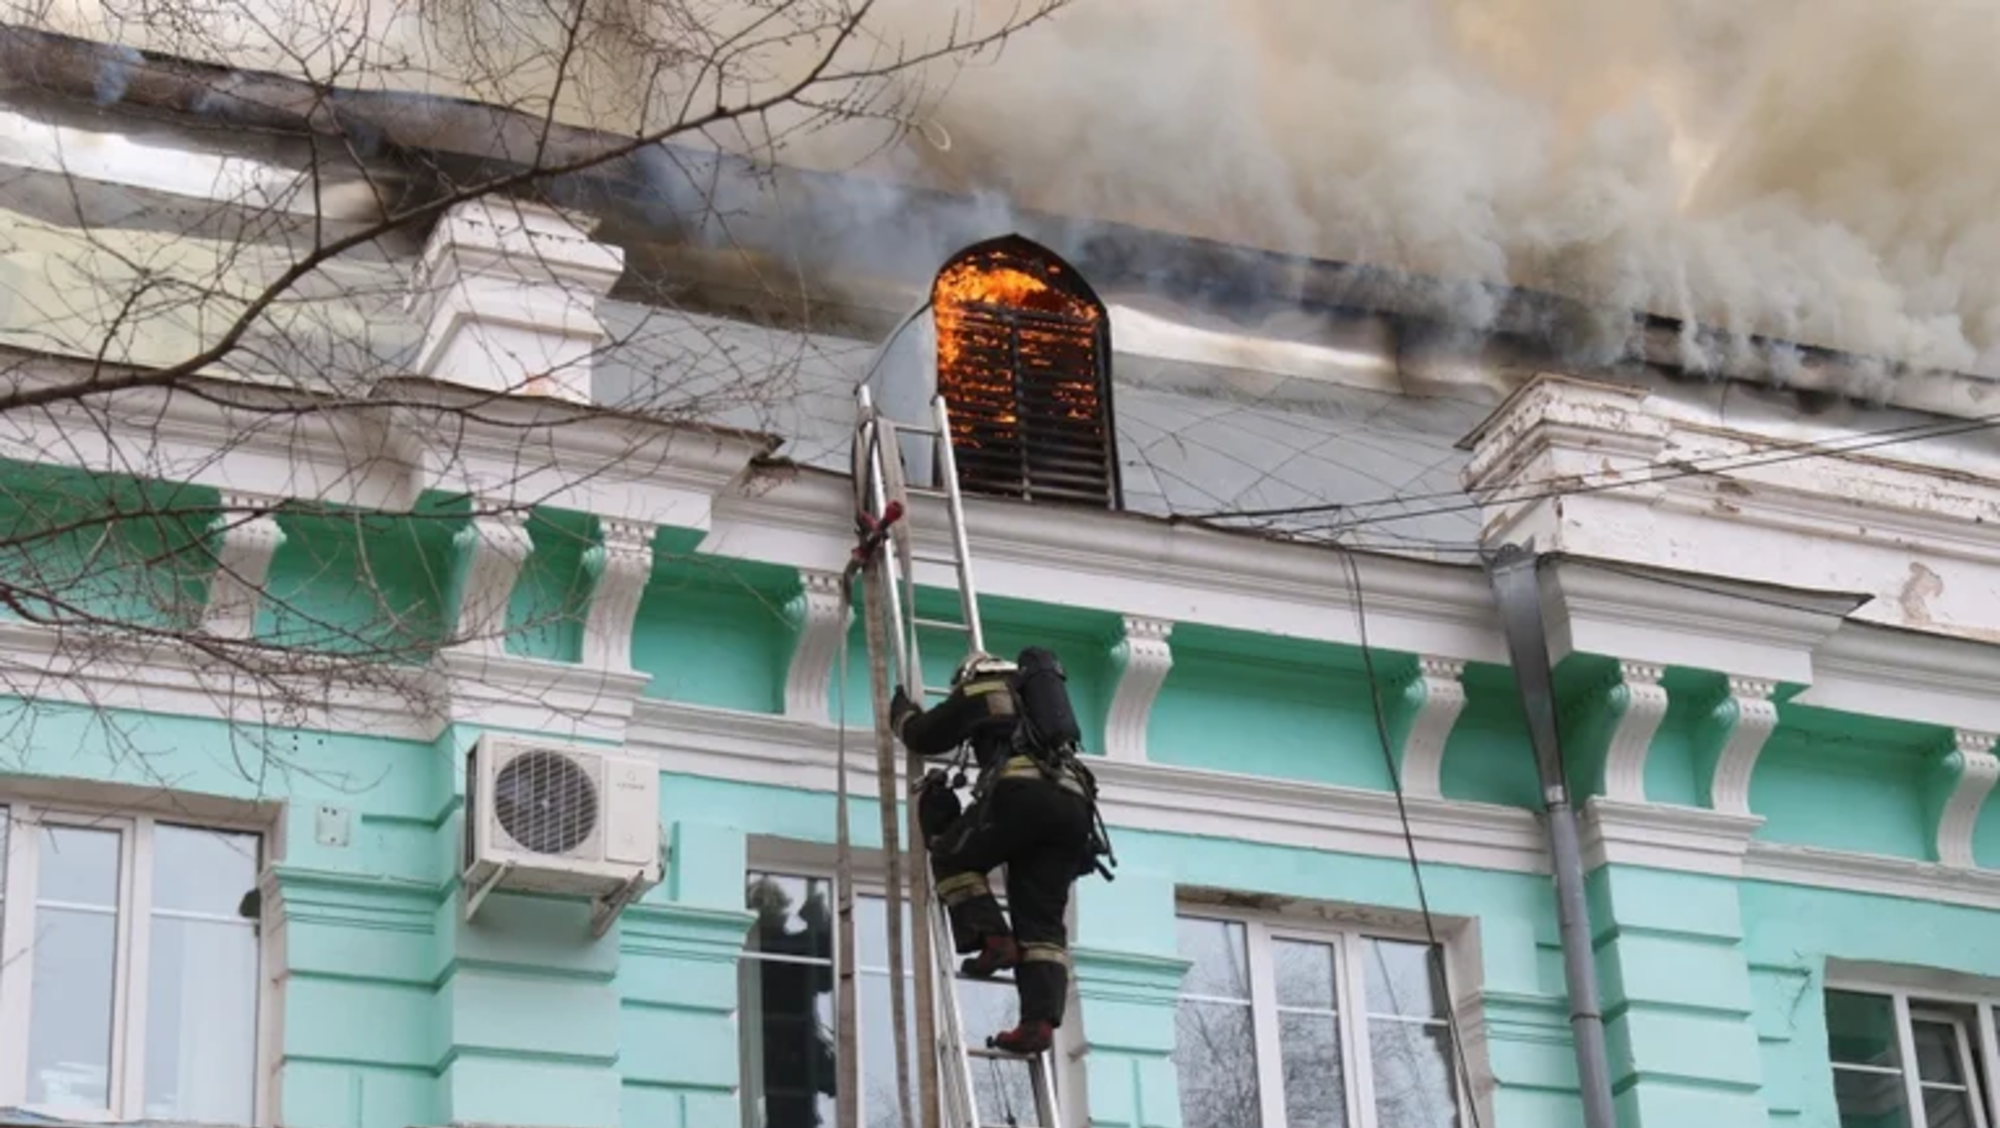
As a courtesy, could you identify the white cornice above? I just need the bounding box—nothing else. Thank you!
[1745,842,2000,912]
[1539,559,1858,685]
[706,466,1511,666]
[1580,798,1763,878]
[1697,677,1780,818]
[1931,730,2000,869]
[628,697,1550,874]
[781,570,852,723]
[1794,621,2000,733]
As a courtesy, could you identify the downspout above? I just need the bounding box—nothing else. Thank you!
[1481,543,1619,1128]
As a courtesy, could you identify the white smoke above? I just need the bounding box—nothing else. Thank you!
[768,0,2000,380]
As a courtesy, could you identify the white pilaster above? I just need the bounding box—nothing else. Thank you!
[1600,661,1669,804]
[407,198,625,403]
[783,570,851,722]
[1933,730,2000,869]
[449,508,534,656]
[201,491,287,639]
[1103,616,1174,762]
[582,518,655,671]
[1396,657,1467,799]
[1701,677,1780,817]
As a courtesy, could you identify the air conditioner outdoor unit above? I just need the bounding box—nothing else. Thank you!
[462,733,663,936]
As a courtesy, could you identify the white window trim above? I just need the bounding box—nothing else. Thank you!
[0,796,274,1126]
[1827,976,2000,1128]
[741,839,1077,1127]
[1175,902,1473,1128]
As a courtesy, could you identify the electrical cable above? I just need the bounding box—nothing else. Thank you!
[1185,403,2000,535]
[1330,540,1488,1128]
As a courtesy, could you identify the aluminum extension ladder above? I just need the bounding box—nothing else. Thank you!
[854,386,1064,1128]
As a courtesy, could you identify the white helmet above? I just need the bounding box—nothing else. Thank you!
[952,651,1017,687]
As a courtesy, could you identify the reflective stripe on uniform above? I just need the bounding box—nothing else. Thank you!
[961,678,1011,697]
[935,872,991,905]
[995,755,1087,796]
[1019,942,1071,968]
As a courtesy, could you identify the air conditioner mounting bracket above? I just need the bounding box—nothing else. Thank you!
[588,867,656,939]
[463,860,513,923]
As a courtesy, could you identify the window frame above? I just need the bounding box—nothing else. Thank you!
[1174,902,1472,1128]
[0,798,273,1126]
[739,848,1075,1128]
[1826,977,2000,1128]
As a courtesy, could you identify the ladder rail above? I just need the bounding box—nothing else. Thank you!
[855,387,1061,1128]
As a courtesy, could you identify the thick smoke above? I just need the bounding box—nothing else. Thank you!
[771,0,2000,380]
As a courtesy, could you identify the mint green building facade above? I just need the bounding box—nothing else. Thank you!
[1,94,1997,1128]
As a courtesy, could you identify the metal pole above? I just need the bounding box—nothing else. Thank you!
[1481,543,1619,1128]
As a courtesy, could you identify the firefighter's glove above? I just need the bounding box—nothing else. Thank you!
[889,684,917,735]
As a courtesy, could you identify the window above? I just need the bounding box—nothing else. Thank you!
[0,802,263,1124]
[739,868,1049,1128]
[1174,912,1463,1128]
[931,235,1122,510]
[1827,987,1998,1128]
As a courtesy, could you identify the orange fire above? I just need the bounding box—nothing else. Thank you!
[932,249,1105,456]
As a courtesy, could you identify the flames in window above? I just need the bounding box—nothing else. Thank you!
[931,237,1120,508]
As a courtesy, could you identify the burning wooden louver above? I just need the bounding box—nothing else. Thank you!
[931,236,1122,509]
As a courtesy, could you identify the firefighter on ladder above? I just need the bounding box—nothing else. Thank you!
[890,646,1114,1056]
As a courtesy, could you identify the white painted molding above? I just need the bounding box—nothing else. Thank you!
[1538,559,1856,686]
[1103,616,1174,762]
[1598,661,1668,804]
[1396,656,1467,799]
[1581,797,1764,877]
[1702,677,1780,817]
[783,570,852,722]
[706,465,1513,667]
[1932,730,2000,869]
[407,199,625,403]
[434,649,650,744]
[1745,842,2000,913]
[449,509,534,657]
[582,518,656,670]
[201,491,288,640]
[628,698,1552,874]
[1795,622,2000,735]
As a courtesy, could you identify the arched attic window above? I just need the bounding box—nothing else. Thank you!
[932,235,1123,509]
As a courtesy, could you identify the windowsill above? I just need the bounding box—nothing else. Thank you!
[0,1108,251,1128]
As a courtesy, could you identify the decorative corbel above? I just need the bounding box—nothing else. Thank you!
[447,507,534,655]
[201,492,288,639]
[1694,677,1780,817]
[1929,730,1999,869]
[783,570,852,721]
[1391,657,1467,799]
[1104,616,1174,762]
[581,518,656,670]
[1564,660,1669,803]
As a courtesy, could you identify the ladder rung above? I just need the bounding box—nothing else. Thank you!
[907,485,949,499]
[912,551,963,567]
[915,617,971,633]
[924,687,953,699]
[954,971,1014,985]
[967,1045,1037,1063]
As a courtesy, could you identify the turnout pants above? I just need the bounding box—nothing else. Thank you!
[924,769,1093,1028]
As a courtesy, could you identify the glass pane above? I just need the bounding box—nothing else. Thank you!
[1369,1020,1460,1128]
[26,905,118,1110]
[153,825,258,916]
[746,874,834,963]
[958,977,1021,1039]
[1274,939,1338,1011]
[1363,938,1447,1020]
[1827,991,1905,1070]
[860,972,922,1128]
[1913,1020,1968,1086]
[145,917,258,1122]
[1,804,9,896]
[38,824,119,906]
[1278,1011,1346,1128]
[1834,1066,1912,1128]
[856,892,915,974]
[1175,999,1260,1128]
[741,951,836,1128]
[971,1057,1042,1128]
[1177,917,1252,1000]
[1924,1084,1978,1128]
